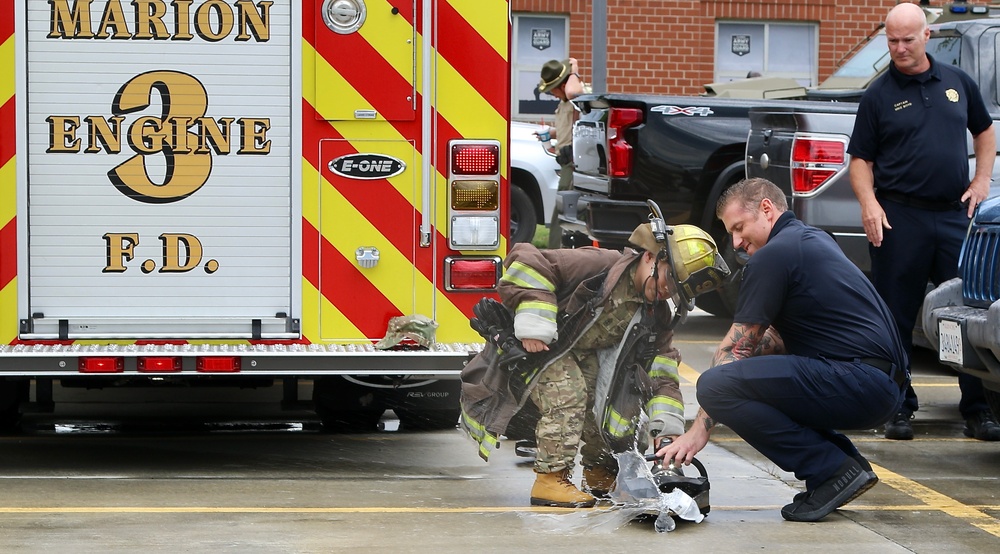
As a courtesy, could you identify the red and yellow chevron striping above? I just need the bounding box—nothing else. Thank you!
[0,0,509,349]
[0,0,16,344]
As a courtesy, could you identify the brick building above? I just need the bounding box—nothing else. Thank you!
[510,0,912,119]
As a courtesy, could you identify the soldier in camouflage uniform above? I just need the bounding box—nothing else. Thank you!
[460,220,729,508]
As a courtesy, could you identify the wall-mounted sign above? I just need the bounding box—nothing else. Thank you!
[532,28,551,51]
[731,35,751,56]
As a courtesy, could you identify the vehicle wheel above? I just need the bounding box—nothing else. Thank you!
[390,379,462,431]
[696,163,746,317]
[312,376,385,433]
[509,185,538,244]
[0,379,28,433]
[694,236,744,317]
[985,388,1000,420]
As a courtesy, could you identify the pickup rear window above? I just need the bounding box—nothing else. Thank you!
[830,33,962,80]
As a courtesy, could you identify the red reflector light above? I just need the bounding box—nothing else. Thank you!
[79,357,124,373]
[609,139,633,178]
[196,356,241,373]
[609,107,643,130]
[447,258,499,290]
[792,168,838,193]
[451,143,500,175]
[608,108,643,178]
[138,356,182,372]
[792,138,845,165]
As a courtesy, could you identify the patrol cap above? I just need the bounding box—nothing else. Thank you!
[538,59,572,93]
[375,314,438,350]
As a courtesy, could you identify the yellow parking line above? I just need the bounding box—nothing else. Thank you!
[678,362,701,384]
[0,506,571,514]
[872,462,1000,538]
[1,503,998,515]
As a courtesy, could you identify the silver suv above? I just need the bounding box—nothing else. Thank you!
[509,121,560,243]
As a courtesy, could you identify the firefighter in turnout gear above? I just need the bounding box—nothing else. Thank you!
[461,204,729,508]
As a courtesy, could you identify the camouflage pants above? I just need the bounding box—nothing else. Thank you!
[529,350,615,473]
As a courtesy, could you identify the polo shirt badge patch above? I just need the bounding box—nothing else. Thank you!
[946,88,960,103]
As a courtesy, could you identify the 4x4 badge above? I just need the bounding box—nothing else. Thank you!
[329,153,406,180]
[650,105,714,117]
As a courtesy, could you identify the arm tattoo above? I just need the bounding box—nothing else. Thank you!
[712,322,768,366]
[703,415,715,431]
[756,327,786,356]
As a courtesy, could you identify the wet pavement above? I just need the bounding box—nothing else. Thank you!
[0,310,998,552]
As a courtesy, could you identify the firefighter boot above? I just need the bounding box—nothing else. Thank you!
[582,466,618,498]
[529,470,597,508]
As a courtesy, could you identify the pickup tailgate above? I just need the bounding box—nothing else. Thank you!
[746,103,868,271]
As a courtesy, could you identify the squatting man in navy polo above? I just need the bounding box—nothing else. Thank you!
[657,178,908,522]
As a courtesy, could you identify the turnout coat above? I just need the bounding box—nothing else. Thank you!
[460,243,686,461]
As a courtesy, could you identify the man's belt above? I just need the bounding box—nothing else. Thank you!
[876,189,963,212]
[857,357,907,389]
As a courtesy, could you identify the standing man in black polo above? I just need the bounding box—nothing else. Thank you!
[848,2,999,441]
[657,178,907,522]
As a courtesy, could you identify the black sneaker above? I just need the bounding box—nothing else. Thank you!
[792,454,879,504]
[845,454,879,504]
[781,457,876,522]
[884,410,913,440]
[963,410,1000,441]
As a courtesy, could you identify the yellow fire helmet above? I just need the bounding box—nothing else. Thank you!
[629,222,730,303]
[668,224,730,302]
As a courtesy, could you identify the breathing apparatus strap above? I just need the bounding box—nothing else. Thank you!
[646,200,693,324]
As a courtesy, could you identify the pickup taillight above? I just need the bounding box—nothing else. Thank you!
[607,108,643,178]
[791,134,848,195]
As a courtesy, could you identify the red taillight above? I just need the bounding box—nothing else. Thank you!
[792,169,839,194]
[793,139,845,165]
[451,143,500,175]
[607,108,643,178]
[196,356,241,373]
[138,356,182,372]
[79,357,124,373]
[445,257,500,291]
[791,136,846,194]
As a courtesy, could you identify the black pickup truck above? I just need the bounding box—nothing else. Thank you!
[563,10,1000,317]
[565,96,791,315]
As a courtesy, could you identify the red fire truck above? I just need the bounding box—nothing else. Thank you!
[0,0,510,430]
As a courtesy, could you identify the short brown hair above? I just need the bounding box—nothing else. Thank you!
[716,178,788,219]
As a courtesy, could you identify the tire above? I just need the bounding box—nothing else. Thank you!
[696,162,746,317]
[0,379,28,433]
[390,379,462,431]
[509,185,538,244]
[985,387,1000,421]
[694,236,744,317]
[312,376,385,433]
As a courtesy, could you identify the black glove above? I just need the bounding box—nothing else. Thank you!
[470,298,528,367]
[471,297,512,337]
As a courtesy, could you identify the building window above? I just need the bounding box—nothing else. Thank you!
[512,14,569,121]
[715,21,818,86]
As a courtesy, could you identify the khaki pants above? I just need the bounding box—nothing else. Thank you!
[546,163,574,249]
